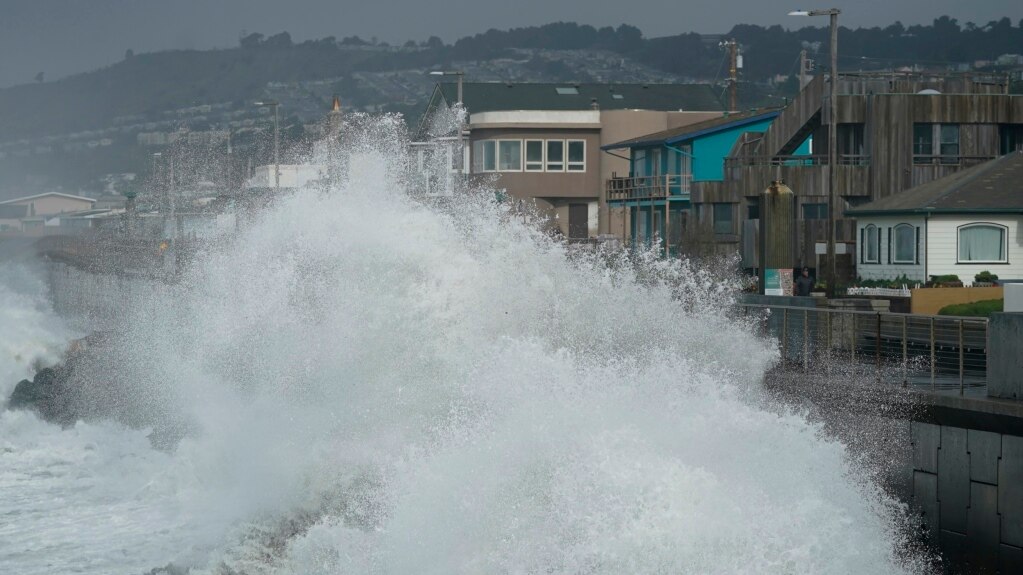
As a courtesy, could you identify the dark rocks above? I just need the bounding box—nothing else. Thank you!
[8,363,80,426]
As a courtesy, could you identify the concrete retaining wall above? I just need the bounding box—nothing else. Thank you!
[989,313,1023,400]
[912,421,1023,573]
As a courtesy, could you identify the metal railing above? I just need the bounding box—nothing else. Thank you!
[741,303,988,395]
[725,154,870,168]
[605,174,692,202]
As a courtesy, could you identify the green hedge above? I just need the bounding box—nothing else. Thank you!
[937,299,1004,318]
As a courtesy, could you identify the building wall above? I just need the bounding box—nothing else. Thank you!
[5,196,94,216]
[927,215,1023,283]
[599,110,722,235]
[691,118,775,181]
[855,215,927,282]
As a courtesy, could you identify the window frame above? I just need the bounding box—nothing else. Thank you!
[497,139,522,172]
[712,203,734,235]
[892,223,917,264]
[957,222,1008,264]
[524,139,544,172]
[913,123,961,165]
[863,224,880,263]
[472,140,497,172]
[546,140,565,172]
[566,139,586,172]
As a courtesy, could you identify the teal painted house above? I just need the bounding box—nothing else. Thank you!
[603,109,806,252]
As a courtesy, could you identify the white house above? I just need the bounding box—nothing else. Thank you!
[848,152,1023,285]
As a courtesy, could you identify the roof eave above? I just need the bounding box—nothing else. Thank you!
[846,208,1023,217]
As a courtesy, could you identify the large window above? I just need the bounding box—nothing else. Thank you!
[893,223,917,263]
[913,123,960,164]
[525,140,544,171]
[837,123,865,163]
[862,224,880,263]
[473,140,496,172]
[958,223,1007,263]
[474,138,587,173]
[1001,124,1023,154]
[712,203,733,235]
[497,140,521,171]
[802,203,828,220]
[567,140,585,171]
[546,140,565,171]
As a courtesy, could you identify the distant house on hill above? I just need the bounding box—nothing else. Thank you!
[414,81,727,239]
[0,192,96,233]
[848,151,1023,284]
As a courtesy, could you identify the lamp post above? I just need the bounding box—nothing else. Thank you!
[790,8,840,298]
[254,100,280,194]
[429,70,466,178]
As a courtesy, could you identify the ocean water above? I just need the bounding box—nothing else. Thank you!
[0,117,923,574]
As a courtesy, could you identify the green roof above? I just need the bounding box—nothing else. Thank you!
[846,152,1023,216]
[417,82,724,137]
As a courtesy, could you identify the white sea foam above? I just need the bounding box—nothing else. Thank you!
[0,115,922,574]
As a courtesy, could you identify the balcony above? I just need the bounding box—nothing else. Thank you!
[606,174,692,203]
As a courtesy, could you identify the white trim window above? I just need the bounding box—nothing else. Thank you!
[497,140,522,171]
[525,140,544,171]
[893,223,916,263]
[472,140,496,172]
[958,223,1007,263]
[546,140,565,172]
[863,224,880,263]
[567,140,586,172]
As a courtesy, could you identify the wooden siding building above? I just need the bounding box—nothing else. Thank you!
[707,72,1023,276]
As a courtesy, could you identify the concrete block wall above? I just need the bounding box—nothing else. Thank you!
[988,313,1023,400]
[912,421,1023,573]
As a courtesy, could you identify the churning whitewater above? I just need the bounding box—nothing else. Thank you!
[2,117,921,574]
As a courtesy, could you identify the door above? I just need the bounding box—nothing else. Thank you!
[568,204,588,239]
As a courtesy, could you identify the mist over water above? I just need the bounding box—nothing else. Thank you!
[2,116,924,574]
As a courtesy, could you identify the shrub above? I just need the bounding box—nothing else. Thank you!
[929,274,960,284]
[974,270,999,283]
[937,299,1004,318]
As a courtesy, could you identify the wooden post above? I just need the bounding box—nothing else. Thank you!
[930,317,936,390]
[959,319,965,395]
[902,315,908,386]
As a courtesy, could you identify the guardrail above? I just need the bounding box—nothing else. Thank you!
[740,303,988,395]
[605,174,692,202]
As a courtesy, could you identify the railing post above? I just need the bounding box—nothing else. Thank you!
[875,312,882,381]
[930,317,936,390]
[959,319,965,396]
[803,309,809,371]
[782,308,788,365]
[902,315,908,387]
[850,312,856,363]
[826,309,832,374]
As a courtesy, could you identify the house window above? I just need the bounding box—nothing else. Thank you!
[958,223,1007,263]
[712,203,733,235]
[939,125,960,164]
[863,224,879,263]
[837,123,865,163]
[473,140,496,172]
[546,140,565,171]
[747,198,759,220]
[893,223,916,263]
[802,203,828,220]
[525,140,544,171]
[497,140,522,171]
[567,140,585,172]
[913,123,960,164]
[1000,124,1023,154]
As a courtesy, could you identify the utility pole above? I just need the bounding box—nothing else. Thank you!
[721,39,740,111]
[799,49,808,89]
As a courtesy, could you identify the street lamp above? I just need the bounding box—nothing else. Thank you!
[790,8,840,298]
[254,100,280,194]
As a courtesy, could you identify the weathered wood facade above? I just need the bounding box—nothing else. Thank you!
[699,72,1023,272]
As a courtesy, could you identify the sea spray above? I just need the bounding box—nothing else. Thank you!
[3,114,925,574]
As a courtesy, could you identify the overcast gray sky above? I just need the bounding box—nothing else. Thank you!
[1,0,1020,88]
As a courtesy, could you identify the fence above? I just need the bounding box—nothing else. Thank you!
[740,303,988,395]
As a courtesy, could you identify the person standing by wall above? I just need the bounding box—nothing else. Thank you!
[794,267,815,297]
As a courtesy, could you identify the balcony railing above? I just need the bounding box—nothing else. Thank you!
[605,174,692,202]
[725,154,870,169]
